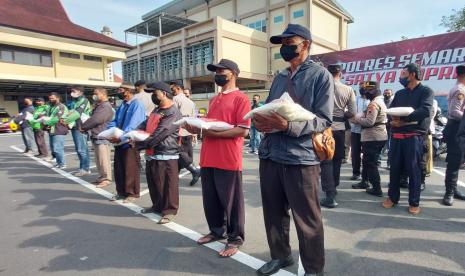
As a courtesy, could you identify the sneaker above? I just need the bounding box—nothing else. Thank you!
[24,150,34,155]
[109,194,125,201]
[366,188,383,197]
[408,206,421,215]
[350,174,361,181]
[55,165,67,170]
[382,198,395,209]
[248,150,257,154]
[352,181,369,189]
[74,170,91,177]
[44,156,55,162]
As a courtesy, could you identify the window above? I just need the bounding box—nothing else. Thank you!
[83,55,102,62]
[60,52,80,59]
[274,15,283,23]
[0,43,52,67]
[293,9,304,18]
[274,53,282,60]
[246,19,267,33]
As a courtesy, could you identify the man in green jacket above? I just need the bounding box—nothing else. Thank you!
[64,86,91,176]
[44,92,69,169]
[29,98,50,158]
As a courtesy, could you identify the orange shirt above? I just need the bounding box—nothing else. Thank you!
[200,90,251,171]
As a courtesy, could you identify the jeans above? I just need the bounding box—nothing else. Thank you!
[50,135,65,166]
[21,127,35,151]
[250,126,261,152]
[71,129,90,171]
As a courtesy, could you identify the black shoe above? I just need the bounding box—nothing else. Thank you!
[350,174,361,181]
[187,164,201,186]
[420,183,426,192]
[366,188,383,197]
[443,193,454,206]
[454,190,465,200]
[304,273,324,276]
[352,181,369,189]
[257,255,294,276]
[320,196,338,208]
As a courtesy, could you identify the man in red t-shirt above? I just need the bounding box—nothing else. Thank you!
[186,59,251,258]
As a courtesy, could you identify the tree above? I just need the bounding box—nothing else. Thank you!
[441,6,465,32]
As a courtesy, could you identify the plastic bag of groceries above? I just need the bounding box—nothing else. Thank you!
[386,107,415,117]
[63,110,81,124]
[174,117,234,131]
[243,92,316,121]
[123,130,150,141]
[97,127,124,139]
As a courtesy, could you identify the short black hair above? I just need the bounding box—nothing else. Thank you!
[456,65,465,77]
[49,92,61,100]
[71,85,85,93]
[135,80,146,87]
[404,63,421,80]
[253,94,260,98]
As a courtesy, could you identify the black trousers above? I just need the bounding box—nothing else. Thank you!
[444,120,462,194]
[362,141,386,191]
[388,135,424,207]
[320,130,345,195]
[146,159,179,215]
[260,159,324,274]
[34,129,48,156]
[178,136,193,169]
[350,132,362,176]
[201,167,245,245]
[114,146,141,197]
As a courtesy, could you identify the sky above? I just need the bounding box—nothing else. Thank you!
[60,0,464,75]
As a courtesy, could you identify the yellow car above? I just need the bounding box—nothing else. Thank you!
[0,109,18,132]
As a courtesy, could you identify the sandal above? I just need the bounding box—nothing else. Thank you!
[197,233,225,245]
[140,207,153,214]
[219,243,240,258]
[109,195,125,201]
[158,215,173,224]
[123,196,136,203]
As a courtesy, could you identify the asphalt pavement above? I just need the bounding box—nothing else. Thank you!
[0,132,464,276]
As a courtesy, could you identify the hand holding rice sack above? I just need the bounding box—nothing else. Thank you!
[386,107,415,117]
[122,130,150,141]
[97,127,124,140]
[173,117,234,133]
[243,92,316,121]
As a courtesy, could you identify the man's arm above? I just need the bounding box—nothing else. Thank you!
[286,71,334,137]
[137,112,179,149]
[81,104,114,131]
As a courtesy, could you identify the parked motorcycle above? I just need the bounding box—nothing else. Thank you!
[433,107,447,158]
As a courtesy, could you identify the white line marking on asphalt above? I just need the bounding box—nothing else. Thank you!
[432,167,465,188]
[179,170,191,178]
[140,189,149,196]
[64,152,77,156]
[9,145,294,276]
[298,256,304,276]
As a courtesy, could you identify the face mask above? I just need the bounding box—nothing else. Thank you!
[151,94,161,106]
[384,95,391,100]
[280,42,302,62]
[214,74,229,87]
[50,100,57,105]
[117,93,125,100]
[399,76,410,88]
[92,95,99,102]
[70,92,80,98]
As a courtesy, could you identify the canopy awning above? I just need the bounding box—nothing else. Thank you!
[125,12,196,38]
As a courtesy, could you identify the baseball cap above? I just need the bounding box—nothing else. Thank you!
[134,80,146,87]
[207,59,240,75]
[145,81,172,94]
[270,24,312,44]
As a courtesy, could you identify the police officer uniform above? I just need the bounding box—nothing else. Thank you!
[443,65,465,206]
[352,81,387,197]
[320,64,356,208]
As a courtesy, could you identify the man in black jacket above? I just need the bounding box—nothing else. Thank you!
[383,63,433,215]
[136,82,182,225]
[81,88,115,188]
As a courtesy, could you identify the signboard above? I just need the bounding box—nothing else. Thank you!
[311,30,465,97]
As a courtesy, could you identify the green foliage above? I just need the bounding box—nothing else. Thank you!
[441,6,465,32]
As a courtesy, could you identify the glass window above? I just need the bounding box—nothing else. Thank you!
[274,15,283,23]
[60,52,80,59]
[293,9,304,18]
[83,55,102,62]
[0,44,52,67]
[0,50,13,62]
[41,55,52,67]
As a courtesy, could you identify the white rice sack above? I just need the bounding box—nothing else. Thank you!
[24,112,34,121]
[37,116,51,123]
[123,130,150,141]
[80,113,90,123]
[386,107,415,117]
[243,92,315,121]
[174,117,234,131]
[98,127,124,139]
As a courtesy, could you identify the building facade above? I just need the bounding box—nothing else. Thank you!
[123,0,353,100]
[0,0,130,114]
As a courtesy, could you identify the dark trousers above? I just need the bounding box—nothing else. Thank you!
[34,129,48,156]
[114,146,141,197]
[178,136,193,169]
[201,167,245,245]
[388,136,424,207]
[260,159,324,274]
[362,141,386,191]
[351,132,362,176]
[146,159,179,215]
[320,130,345,195]
[445,120,462,194]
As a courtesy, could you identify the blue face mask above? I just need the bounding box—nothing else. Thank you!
[399,76,410,88]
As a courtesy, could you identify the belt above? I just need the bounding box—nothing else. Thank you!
[392,132,419,139]
[332,116,345,122]
[361,122,386,129]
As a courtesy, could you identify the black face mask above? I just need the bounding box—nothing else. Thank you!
[117,93,125,100]
[151,94,161,106]
[280,42,302,62]
[214,74,229,87]
[384,95,391,100]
